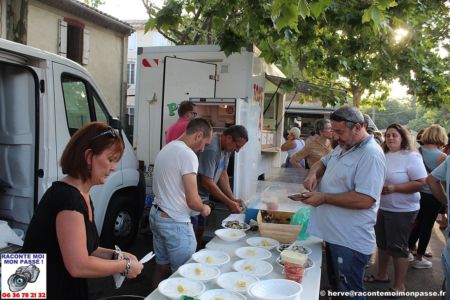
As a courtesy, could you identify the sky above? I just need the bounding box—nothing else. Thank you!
[96,0,162,21]
[94,0,410,98]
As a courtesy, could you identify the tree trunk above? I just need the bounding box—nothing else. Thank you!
[6,0,27,44]
[351,86,363,108]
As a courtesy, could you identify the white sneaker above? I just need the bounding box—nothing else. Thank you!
[408,252,414,262]
[412,258,432,269]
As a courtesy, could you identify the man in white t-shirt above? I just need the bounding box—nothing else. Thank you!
[149,118,212,286]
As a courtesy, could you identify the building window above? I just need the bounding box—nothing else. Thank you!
[127,62,135,85]
[58,18,90,65]
[127,107,134,126]
[67,24,83,64]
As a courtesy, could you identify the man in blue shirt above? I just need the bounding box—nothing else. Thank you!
[294,106,386,300]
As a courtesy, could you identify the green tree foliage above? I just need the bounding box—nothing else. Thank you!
[362,97,450,133]
[84,0,105,8]
[361,98,417,130]
[143,0,449,109]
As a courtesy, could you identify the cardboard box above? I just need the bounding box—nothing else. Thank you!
[257,210,302,243]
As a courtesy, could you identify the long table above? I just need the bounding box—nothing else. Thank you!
[145,230,322,299]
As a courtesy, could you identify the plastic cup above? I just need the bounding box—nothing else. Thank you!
[284,262,305,283]
[245,208,259,223]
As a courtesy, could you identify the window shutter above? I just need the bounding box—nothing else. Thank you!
[82,29,90,65]
[58,19,67,57]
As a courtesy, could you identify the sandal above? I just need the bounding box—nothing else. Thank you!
[364,274,390,283]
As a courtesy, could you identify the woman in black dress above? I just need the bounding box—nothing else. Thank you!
[22,122,143,299]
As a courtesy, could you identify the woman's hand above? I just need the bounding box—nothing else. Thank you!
[126,259,143,279]
[122,252,138,263]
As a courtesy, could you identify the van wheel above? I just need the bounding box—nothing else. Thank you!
[100,194,139,249]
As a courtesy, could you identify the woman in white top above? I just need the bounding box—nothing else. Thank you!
[281,127,305,168]
[365,123,427,293]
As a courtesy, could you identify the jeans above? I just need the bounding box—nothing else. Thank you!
[326,242,372,300]
[149,206,196,272]
[409,192,443,255]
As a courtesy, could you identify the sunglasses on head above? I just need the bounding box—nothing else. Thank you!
[92,128,121,140]
[330,112,362,125]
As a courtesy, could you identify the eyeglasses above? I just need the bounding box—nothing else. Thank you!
[330,112,362,125]
[92,128,120,140]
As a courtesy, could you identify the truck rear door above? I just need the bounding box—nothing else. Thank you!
[160,57,217,148]
[234,98,259,201]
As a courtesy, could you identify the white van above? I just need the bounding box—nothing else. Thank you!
[0,38,144,249]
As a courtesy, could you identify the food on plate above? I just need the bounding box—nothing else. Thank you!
[236,280,247,288]
[243,264,253,271]
[257,239,272,247]
[245,249,256,256]
[214,298,224,300]
[280,249,308,265]
[229,232,238,237]
[260,210,292,224]
[177,284,186,293]
[278,243,291,252]
[205,256,214,263]
[224,220,248,230]
[195,267,204,276]
[291,245,310,254]
[304,259,313,268]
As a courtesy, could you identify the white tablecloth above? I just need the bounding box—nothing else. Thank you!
[145,230,323,300]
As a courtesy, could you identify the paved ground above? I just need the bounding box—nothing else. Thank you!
[88,221,447,299]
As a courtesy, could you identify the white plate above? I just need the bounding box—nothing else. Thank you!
[246,237,280,250]
[248,279,303,300]
[158,277,206,300]
[276,256,315,271]
[199,289,247,300]
[287,241,312,255]
[178,263,221,282]
[192,249,231,266]
[217,272,259,293]
[235,246,272,260]
[215,228,246,242]
[222,220,251,231]
[232,259,273,277]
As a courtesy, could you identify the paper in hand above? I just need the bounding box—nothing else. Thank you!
[139,251,155,264]
[112,245,126,289]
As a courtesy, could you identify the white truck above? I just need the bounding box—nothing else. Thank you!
[134,45,287,202]
[0,38,144,249]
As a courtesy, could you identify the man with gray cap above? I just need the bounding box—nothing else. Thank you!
[291,106,386,299]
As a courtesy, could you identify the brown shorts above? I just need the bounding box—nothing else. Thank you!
[375,209,418,257]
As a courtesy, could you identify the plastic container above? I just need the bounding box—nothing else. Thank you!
[245,208,259,223]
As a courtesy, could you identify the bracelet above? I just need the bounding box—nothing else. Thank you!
[121,257,131,277]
